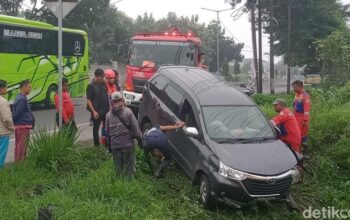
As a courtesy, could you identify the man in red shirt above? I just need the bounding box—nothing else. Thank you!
[270,98,301,153]
[292,80,311,145]
[55,78,76,131]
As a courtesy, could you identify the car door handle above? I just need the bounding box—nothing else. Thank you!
[155,102,161,110]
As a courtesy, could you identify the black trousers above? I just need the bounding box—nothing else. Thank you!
[143,140,172,175]
[92,116,106,147]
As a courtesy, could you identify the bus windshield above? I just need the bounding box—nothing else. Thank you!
[128,40,197,67]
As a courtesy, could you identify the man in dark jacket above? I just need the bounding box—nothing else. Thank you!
[143,122,185,178]
[12,80,33,162]
[105,91,141,178]
[86,68,110,147]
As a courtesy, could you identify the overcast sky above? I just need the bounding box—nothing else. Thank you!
[115,0,350,60]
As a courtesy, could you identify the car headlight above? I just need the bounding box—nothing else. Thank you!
[291,168,300,184]
[124,93,135,101]
[219,161,247,180]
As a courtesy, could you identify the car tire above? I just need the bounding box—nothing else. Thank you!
[199,174,215,209]
[45,85,57,109]
[142,122,152,135]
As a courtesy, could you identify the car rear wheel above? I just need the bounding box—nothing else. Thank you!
[142,122,152,136]
[199,174,215,209]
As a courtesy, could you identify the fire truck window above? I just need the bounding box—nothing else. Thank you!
[129,40,196,67]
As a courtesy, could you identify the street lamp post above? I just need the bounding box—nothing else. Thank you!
[201,7,233,74]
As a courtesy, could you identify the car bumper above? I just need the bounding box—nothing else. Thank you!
[122,91,142,108]
[208,171,293,208]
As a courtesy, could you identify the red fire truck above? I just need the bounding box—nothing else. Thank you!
[122,28,205,111]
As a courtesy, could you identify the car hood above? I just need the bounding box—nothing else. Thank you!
[210,140,297,176]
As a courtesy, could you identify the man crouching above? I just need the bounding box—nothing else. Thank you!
[106,91,141,178]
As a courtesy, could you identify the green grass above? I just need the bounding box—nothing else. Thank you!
[0,148,304,219]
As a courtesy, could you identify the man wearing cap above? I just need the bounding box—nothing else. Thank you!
[105,91,142,178]
[270,98,301,153]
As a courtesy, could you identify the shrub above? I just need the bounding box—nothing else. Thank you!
[28,127,81,171]
[251,94,276,106]
[252,93,294,107]
[330,138,350,170]
[309,108,350,147]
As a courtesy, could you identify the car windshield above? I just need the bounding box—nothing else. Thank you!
[203,106,275,141]
[128,40,196,67]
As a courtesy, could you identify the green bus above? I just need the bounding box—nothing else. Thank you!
[0,15,89,107]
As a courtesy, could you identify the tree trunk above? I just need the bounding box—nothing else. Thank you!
[270,0,275,94]
[258,0,263,94]
[287,0,292,94]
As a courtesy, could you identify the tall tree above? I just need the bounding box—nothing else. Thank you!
[0,0,23,16]
[262,0,347,67]
[24,0,133,64]
[203,21,244,72]
[227,0,347,70]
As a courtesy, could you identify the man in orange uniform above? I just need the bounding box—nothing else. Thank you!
[292,80,311,145]
[54,78,76,131]
[271,99,301,153]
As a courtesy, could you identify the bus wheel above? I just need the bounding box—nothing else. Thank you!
[45,85,57,108]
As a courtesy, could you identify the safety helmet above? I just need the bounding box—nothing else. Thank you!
[104,69,115,78]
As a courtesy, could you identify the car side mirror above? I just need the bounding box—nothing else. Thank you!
[184,127,199,138]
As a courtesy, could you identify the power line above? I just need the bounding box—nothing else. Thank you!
[220,20,253,51]
[220,20,243,44]
[230,3,247,21]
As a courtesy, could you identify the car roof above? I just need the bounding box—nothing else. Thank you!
[158,66,255,106]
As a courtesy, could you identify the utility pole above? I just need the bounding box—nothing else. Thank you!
[258,0,263,94]
[250,1,259,93]
[287,0,292,94]
[216,12,220,75]
[44,0,81,128]
[201,7,233,74]
[58,0,63,128]
[270,0,275,94]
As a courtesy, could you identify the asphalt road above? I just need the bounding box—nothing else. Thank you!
[262,79,288,94]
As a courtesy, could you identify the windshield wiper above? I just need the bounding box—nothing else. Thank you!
[236,136,276,143]
[214,138,249,144]
[214,137,276,144]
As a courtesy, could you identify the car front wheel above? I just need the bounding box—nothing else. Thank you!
[199,174,215,209]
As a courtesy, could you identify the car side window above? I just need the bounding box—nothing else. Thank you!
[150,75,169,98]
[163,83,184,116]
[180,99,199,129]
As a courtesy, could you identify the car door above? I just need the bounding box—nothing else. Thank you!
[148,75,170,126]
[167,95,203,177]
